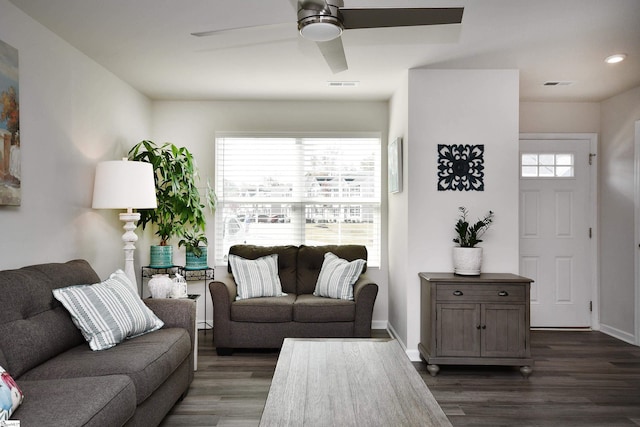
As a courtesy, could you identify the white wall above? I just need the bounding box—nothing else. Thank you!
[387,73,409,345]
[0,0,151,278]
[387,69,520,358]
[600,85,640,341]
[520,102,600,134]
[150,100,390,327]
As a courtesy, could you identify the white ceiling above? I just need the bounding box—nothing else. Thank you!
[8,0,640,102]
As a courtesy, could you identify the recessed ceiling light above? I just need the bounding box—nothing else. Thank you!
[605,53,627,64]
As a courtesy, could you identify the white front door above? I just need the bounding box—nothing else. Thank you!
[519,137,594,327]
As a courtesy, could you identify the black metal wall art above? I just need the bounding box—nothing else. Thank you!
[437,144,485,191]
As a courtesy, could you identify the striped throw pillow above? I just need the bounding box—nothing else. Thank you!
[313,252,366,300]
[53,270,164,351]
[228,254,286,300]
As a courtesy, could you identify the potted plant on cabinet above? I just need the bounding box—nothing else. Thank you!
[128,140,213,268]
[452,206,494,275]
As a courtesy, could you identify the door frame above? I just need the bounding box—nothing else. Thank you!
[635,121,640,345]
[519,133,599,330]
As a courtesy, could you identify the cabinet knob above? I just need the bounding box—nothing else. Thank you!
[482,325,487,329]
[498,290,509,297]
[453,290,464,296]
[476,325,481,330]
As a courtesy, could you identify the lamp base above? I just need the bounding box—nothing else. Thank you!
[120,211,141,293]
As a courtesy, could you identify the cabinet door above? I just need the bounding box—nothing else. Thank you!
[436,303,480,357]
[481,303,527,358]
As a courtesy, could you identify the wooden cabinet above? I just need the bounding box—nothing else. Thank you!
[419,272,533,377]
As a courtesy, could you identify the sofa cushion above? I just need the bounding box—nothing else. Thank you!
[14,375,135,427]
[313,252,366,300]
[229,254,286,300]
[18,328,190,406]
[231,294,296,323]
[52,270,164,351]
[293,294,356,323]
[229,245,299,294]
[0,260,100,378]
[297,245,368,295]
[0,365,23,421]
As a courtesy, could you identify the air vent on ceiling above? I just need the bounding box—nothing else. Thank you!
[543,81,574,86]
[327,81,359,87]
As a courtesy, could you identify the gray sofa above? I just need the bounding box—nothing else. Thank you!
[209,244,378,355]
[0,259,195,427]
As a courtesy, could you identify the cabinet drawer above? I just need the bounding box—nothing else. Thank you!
[436,284,526,302]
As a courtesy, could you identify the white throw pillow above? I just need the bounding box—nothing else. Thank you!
[53,270,164,351]
[228,254,286,300]
[313,252,366,300]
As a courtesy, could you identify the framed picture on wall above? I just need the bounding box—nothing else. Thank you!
[0,38,20,206]
[388,137,402,193]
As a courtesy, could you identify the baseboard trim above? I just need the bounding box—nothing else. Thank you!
[371,320,388,330]
[599,323,636,345]
[386,323,421,361]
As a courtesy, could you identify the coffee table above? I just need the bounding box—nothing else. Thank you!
[260,338,452,427]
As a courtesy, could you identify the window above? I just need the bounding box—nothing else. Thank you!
[215,134,381,266]
[521,153,574,178]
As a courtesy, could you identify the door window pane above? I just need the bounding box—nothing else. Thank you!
[521,153,574,178]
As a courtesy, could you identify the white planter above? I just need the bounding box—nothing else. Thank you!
[452,247,483,275]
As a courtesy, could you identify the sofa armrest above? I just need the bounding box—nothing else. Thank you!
[145,298,196,333]
[208,272,238,348]
[144,298,196,373]
[353,274,379,337]
[210,272,238,303]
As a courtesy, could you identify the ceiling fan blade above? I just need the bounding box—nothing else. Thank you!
[341,7,464,30]
[191,22,291,38]
[316,37,348,73]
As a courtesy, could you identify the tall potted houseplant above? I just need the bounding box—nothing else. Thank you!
[452,206,494,275]
[128,140,211,268]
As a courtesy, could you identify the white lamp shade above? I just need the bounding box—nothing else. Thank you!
[92,160,157,209]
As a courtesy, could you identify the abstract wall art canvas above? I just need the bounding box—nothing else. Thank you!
[0,38,20,206]
[437,144,485,191]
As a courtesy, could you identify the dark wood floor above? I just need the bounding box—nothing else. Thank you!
[161,329,640,427]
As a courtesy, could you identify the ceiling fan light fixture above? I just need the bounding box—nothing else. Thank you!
[299,17,343,42]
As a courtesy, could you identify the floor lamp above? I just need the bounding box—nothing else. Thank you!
[92,159,157,294]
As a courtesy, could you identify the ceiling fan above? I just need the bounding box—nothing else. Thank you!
[192,0,464,73]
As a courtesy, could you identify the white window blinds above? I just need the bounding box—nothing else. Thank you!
[215,135,381,266]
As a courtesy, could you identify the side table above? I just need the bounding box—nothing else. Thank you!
[178,267,214,334]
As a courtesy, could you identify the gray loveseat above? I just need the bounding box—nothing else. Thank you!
[209,244,378,355]
[0,259,195,426]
